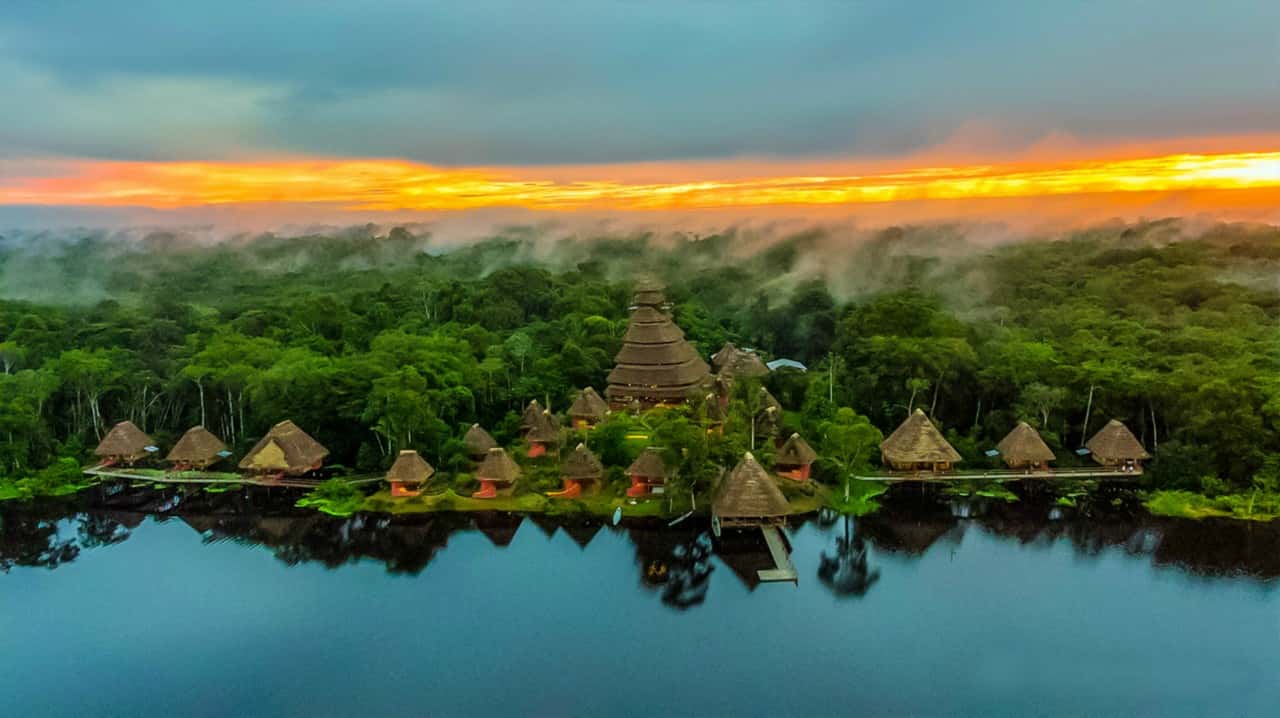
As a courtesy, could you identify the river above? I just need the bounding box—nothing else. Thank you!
[3,487,1278,716]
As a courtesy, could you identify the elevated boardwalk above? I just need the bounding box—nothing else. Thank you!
[83,466,381,490]
[853,466,1143,483]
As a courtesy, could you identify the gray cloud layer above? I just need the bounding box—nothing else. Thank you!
[2,1,1278,164]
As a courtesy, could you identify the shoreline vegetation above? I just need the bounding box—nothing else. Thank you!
[3,222,1279,524]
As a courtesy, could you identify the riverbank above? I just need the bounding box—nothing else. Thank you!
[1144,489,1280,522]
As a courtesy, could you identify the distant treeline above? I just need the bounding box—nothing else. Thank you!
[1,220,1278,489]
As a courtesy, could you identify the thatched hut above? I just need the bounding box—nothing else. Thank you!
[519,399,545,436]
[606,301,711,409]
[712,343,770,380]
[880,409,961,473]
[549,443,605,498]
[94,420,156,466]
[568,387,609,429]
[165,425,228,470]
[526,410,561,458]
[626,447,669,498]
[463,423,498,461]
[386,449,435,497]
[996,422,1056,471]
[630,277,670,310]
[473,447,521,498]
[713,453,790,528]
[775,433,818,481]
[1086,419,1151,472]
[238,420,329,476]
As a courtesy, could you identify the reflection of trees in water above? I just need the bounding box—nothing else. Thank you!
[817,516,880,598]
[5,484,1280,583]
[662,532,714,610]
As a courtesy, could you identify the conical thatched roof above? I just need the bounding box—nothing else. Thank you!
[463,423,498,455]
[238,420,329,473]
[703,393,726,423]
[714,453,790,519]
[476,448,522,483]
[607,303,710,404]
[631,277,668,308]
[756,387,782,416]
[527,410,561,443]
[386,449,435,485]
[627,447,668,479]
[165,425,227,464]
[1086,419,1151,462]
[776,433,817,465]
[710,342,740,372]
[520,400,545,433]
[94,420,155,458]
[996,422,1055,465]
[881,409,962,464]
[568,387,608,421]
[562,443,604,481]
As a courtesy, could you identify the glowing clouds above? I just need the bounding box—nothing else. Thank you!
[3,151,1280,213]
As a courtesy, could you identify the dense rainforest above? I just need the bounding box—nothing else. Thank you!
[1,219,1278,500]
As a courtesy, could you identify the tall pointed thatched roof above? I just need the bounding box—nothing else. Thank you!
[527,410,561,444]
[94,420,155,458]
[476,448,522,483]
[568,387,608,421]
[386,449,435,485]
[710,342,740,372]
[881,409,962,465]
[996,422,1055,465]
[562,443,604,481]
[520,399,545,433]
[756,387,782,416]
[627,447,668,479]
[606,302,711,404]
[1086,419,1151,462]
[463,423,498,456]
[714,453,790,519]
[165,425,227,464]
[776,433,817,465]
[630,276,668,309]
[238,420,329,473]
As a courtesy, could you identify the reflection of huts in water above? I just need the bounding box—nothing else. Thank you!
[529,513,560,539]
[775,433,817,481]
[376,517,458,574]
[605,286,711,409]
[473,512,523,547]
[463,423,498,462]
[386,449,435,498]
[179,514,222,536]
[549,443,605,498]
[94,420,156,466]
[568,387,609,429]
[525,410,560,458]
[472,448,521,499]
[519,399,545,436]
[1086,419,1151,472]
[628,523,700,587]
[716,529,789,592]
[996,421,1056,471]
[238,420,329,476]
[713,453,790,529]
[560,520,604,549]
[880,409,962,473]
[858,511,962,556]
[625,447,669,498]
[165,425,228,470]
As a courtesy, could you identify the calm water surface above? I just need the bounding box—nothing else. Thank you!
[3,488,1278,717]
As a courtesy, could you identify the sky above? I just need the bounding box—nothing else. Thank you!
[2,1,1279,228]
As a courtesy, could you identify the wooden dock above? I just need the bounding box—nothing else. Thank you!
[83,467,382,490]
[757,526,798,583]
[852,466,1143,483]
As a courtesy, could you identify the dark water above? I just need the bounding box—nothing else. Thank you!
[3,487,1279,717]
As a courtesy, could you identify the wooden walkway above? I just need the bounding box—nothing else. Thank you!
[757,526,798,583]
[83,467,382,489]
[853,466,1143,483]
